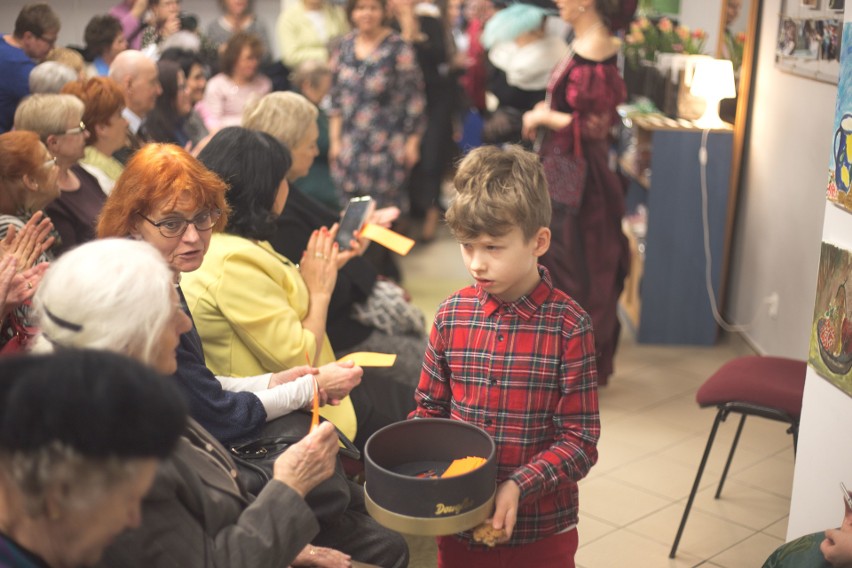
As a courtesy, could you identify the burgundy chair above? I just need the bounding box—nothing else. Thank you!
[669,356,807,558]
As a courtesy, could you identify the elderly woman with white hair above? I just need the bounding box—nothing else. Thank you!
[243,91,425,437]
[14,94,106,256]
[28,61,78,94]
[29,237,344,568]
[30,238,191,371]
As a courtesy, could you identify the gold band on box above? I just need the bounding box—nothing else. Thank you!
[364,485,495,536]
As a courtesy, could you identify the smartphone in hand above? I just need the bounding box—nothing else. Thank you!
[336,196,374,250]
[842,482,852,511]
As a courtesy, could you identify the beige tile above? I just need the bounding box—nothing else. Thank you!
[642,395,714,434]
[629,502,756,560]
[729,454,795,499]
[578,513,620,545]
[601,413,697,454]
[607,453,717,501]
[589,434,652,474]
[762,517,789,540]
[709,532,784,568]
[732,417,795,456]
[598,402,633,426]
[576,529,703,568]
[691,479,791,531]
[579,476,671,526]
[656,430,771,480]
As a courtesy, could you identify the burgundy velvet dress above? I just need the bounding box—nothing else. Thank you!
[538,52,629,385]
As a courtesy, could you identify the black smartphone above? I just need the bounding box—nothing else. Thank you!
[335,196,373,250]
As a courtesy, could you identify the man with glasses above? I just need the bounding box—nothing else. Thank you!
[0,3,61,134]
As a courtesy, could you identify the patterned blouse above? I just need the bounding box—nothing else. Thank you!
[329,31,425,211]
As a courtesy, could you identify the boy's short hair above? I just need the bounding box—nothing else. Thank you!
[446,144,551,241]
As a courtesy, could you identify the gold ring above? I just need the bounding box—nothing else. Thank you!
[26,281,33,290]
[314,253,325,259]
[309,547,316,555]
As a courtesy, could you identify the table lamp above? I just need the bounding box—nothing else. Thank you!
[690,58,736,129]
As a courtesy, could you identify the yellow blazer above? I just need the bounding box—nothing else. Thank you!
[181,233,356,441]
[276,1,349,69]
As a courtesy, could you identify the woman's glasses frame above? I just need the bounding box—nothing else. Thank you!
[135,208,221,238]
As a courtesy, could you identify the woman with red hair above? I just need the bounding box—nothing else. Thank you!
[62,77,128,195]
[0,131,57,351]
[97,142,403,567]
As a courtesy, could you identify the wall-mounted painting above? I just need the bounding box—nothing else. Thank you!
[827,22,852,207]
[809,242,852,396]
[803,0,819,8]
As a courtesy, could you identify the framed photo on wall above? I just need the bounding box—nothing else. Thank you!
[776,0,844,83]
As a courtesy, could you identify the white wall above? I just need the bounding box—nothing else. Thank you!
[734,0,852,542]
[726,0,830,358]
[679,0,723,57]
[0,0,284,58]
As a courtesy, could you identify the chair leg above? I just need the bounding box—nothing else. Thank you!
[715,413,746,499]
[670,408,725,559]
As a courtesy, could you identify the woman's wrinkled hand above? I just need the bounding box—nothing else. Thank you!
[0,256,16,315]
[272,421,338,497]
[3,262,49,311]
[315,360,362,404]
[300,227,339,298]
[291,545,352,568]
[0,212,54,271]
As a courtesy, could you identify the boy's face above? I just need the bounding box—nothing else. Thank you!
[460,226,550,302]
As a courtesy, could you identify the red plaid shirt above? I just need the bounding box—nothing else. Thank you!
[411,268,600,545]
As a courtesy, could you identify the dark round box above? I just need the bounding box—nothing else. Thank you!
[364,418,497,536]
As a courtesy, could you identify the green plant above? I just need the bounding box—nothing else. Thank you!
[725,31,747,73]
[624,17,708,68]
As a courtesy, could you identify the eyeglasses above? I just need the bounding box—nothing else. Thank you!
[135,209,221,238]
[35,33,57,47]
[55,121,86,137]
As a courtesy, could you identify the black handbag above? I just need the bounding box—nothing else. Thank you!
[229,411,361,526]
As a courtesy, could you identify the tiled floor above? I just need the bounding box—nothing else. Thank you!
[397,226,794,568]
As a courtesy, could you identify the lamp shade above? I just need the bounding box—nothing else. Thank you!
[690,59,736,100]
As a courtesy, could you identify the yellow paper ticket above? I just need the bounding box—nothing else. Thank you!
[360,223,415,256]
[336,352,397,367]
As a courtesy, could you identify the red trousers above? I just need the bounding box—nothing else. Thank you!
[436,528,578,568]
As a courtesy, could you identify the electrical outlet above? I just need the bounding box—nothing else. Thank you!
[767,293,780,319]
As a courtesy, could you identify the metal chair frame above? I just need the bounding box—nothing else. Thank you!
[669,401,799,559]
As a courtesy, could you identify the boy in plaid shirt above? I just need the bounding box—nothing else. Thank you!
[410,145,600,567]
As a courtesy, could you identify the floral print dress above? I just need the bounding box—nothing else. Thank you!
[330,31,425,211]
